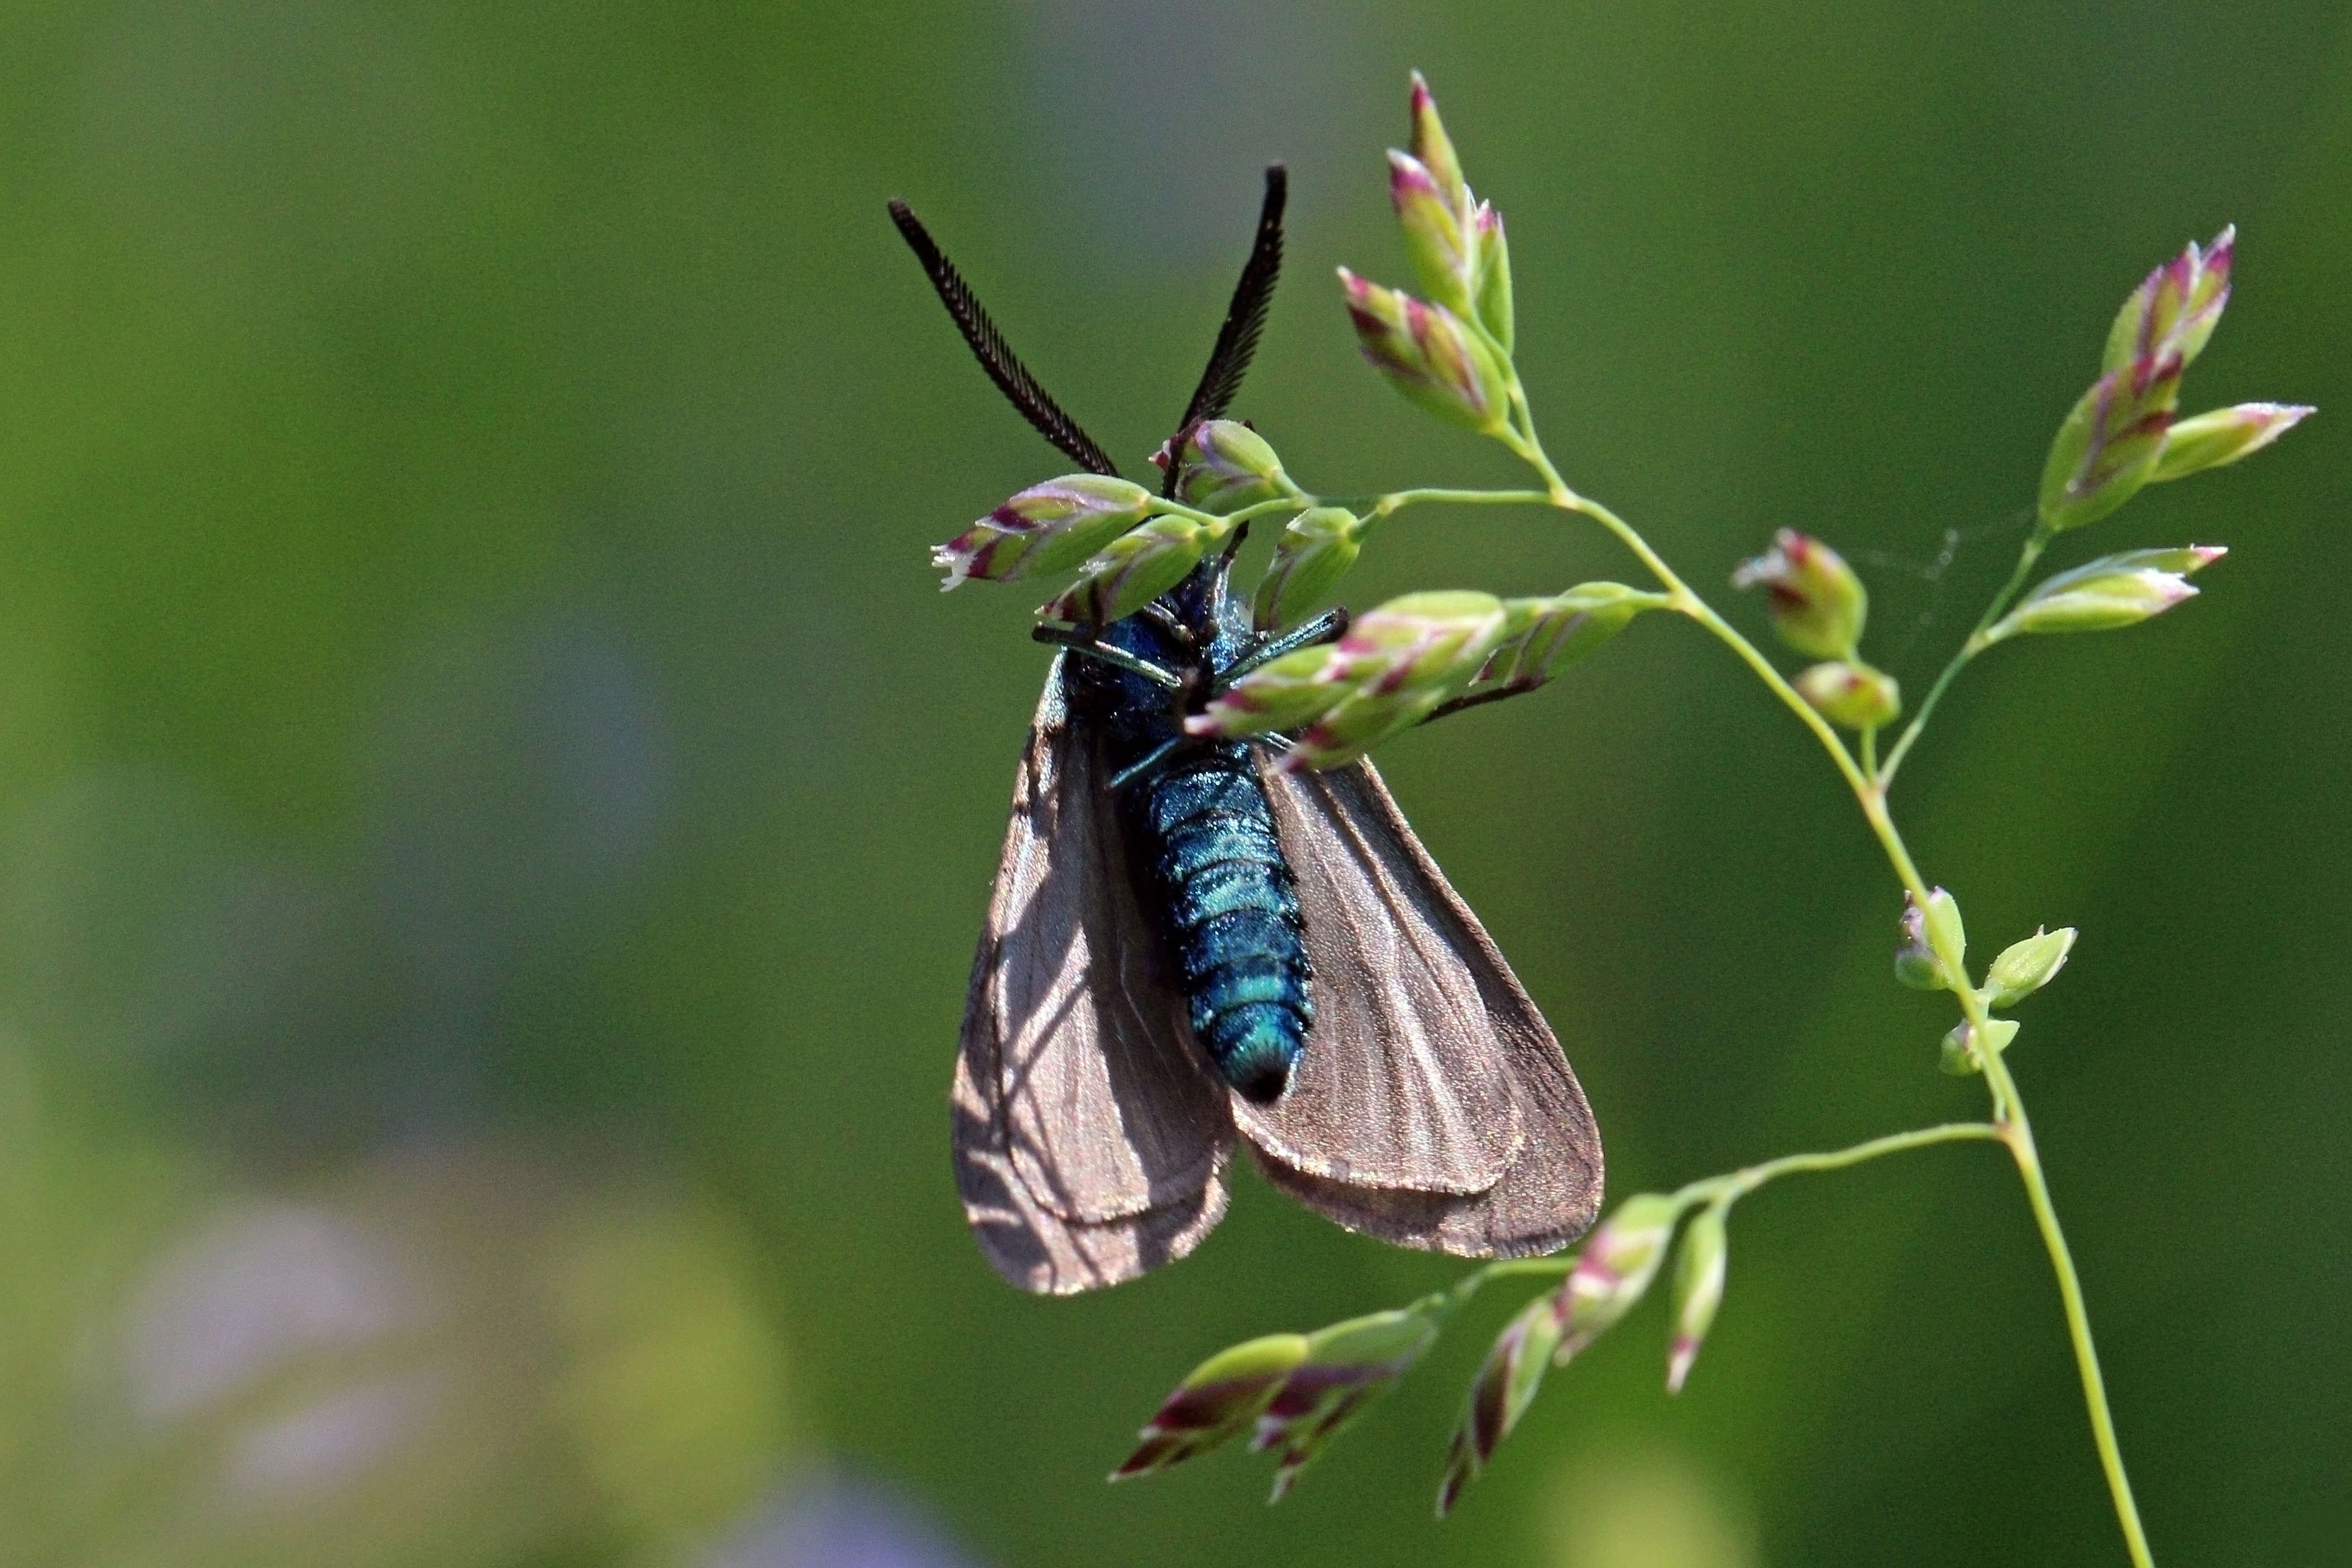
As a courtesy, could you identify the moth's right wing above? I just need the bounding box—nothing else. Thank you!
[952,658,1237,1293]
[1240,756,1603,1259]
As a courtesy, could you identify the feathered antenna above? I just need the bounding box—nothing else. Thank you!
[888,199,1121,478]
[1163,164,1288,496]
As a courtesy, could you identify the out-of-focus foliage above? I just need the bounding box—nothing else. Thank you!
[0,2,2344,1565]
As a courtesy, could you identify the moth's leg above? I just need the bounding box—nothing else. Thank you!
[1031,624,1183,690]
[1107,738,1181,791]
[1215,608,1350,690]
[1258,732,1298,757]
[1135,601,1200,660]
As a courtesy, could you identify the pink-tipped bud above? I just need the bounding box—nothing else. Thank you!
[1666,1205,1728,1395]
[1983,546,2223,642]
[1169,419,1294,514]
[1252,1308,1440,1502]
[1437,1292,1565,1517]
[1189,643,1354,738]
[1039,517,1208,627]
[1390,74,1510,353]
[1192,591,1510,769]
[931,475,1155,589]
[1997,567,2193,635]
[2104,227,2234,376]
[1406,71,1467,215]
[1338,269,1512,435]
[1732,530,1868,659]
[1794,660,1901,731]
[2150,403,2316,483]
[1389,151,1474,315]
[1113,1332,1308,1481]
[1552,1193,1681,1365]
[2047,229,2238,532]
[1278,592,1510,770]
[1252,506,1364,631]
[2039,353,2184,532]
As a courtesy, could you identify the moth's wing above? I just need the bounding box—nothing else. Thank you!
[952,659,1236,1293]
[1239,756,1603,1259]
[1232,763,1522,1195]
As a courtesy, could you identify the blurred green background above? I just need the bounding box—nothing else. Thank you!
[0,2,2345,1565]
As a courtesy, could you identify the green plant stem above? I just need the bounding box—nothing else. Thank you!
[1152,494,1321,529]
[1490,385,2155,1567]
[1443,1121,2000,1306]
[1964,996,2156,1568]
[1311,486,1554,517]
[1444,1255,1573,1311]
[1856,675,2153,1568]
[1679,1119,2002,1206]
[1877,520,2052,786]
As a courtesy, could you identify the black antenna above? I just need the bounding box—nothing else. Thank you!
[1163,164,1288,495]
[887,199,1120,478]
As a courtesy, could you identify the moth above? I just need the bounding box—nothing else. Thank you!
[892,166,1602,1294]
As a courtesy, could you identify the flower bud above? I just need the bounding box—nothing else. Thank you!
[1363,590,1509,681]
[1339,269,1512,434]
[1918,887,1967,982]
[1794,661,1900,730]
[2040,353,2183,532]
[1039,517,1208,627]
[1473,205,1514,355]
[1169,419,1294,514]
[1192,591,1510,769]
[1407,71,1467,217]
[2078,544,2231,576]
[1478,583,1664,689]
[1894,898,1939,991]
[1253,507,1364,630]
[1553,1193,1680,1364]
[1283,592,1510,769]
[1390,151,1474,316]
[1982,547,2223,642]
[1939,1016,2020,1076]
[1190,643,1353,735]
[1437,1291,1564,1517]
[931,475,1156,589]
[1894,887,1971,994]
[1731,530,1867,659]
[1253,1307,1440,1502]
[1114,1332,1308,1480]
[2104,227,2233,376]
[1666,1204,1728,1395]
[1983,926,2077,1008]
[2149,403,2315,483]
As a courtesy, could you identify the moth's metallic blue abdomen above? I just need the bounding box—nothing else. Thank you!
[1136,747,1312,1102]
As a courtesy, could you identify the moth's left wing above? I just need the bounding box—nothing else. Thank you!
[952,660,1237,1293]
[1239,756,1603,1258]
